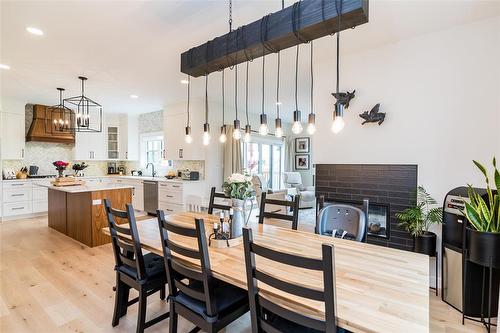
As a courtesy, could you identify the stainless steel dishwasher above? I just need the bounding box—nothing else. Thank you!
[143,180,158,215]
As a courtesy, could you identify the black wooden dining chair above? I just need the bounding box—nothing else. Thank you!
[207,187,232,214]
[104,199,169,333]
[157,210,249,333]
[258,192,301,230]
[243,227,340,333]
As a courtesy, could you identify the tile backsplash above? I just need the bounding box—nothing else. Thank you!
[2,141,204,178]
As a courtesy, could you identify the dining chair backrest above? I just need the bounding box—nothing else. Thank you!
[258,192,300,230]
[317,204,366,242]
[104,199,147,281]
[242,227,337,332]
[208,187,231,214]
[156,212,219,317]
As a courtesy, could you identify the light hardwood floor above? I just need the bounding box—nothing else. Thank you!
[0,214,494,333]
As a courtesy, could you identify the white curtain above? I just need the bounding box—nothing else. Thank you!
[223,125,243,180]
[285,136,294,172]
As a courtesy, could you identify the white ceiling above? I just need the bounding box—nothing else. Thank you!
[1,0,499,118]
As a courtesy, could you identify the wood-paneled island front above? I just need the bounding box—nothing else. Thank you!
[40,183,133,247]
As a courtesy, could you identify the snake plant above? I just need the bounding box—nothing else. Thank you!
[463,158,500,233]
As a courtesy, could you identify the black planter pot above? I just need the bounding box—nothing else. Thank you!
[413,231,436,256]
[466,227,500,269]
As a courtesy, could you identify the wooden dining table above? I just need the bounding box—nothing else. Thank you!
[103,212,429,333]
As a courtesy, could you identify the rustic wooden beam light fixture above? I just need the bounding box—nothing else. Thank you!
[181,0,368,77]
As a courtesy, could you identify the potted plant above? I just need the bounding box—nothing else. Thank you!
[72,162,88,177]
[222,173,255,237]
[463,158,500,269]
[396,186,443,255]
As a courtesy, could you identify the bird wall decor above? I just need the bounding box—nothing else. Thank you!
[359,103,385,125]
[331,90,355,108]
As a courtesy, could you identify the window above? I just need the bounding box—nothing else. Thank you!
[140,132,164,166]
[242,136,285,190]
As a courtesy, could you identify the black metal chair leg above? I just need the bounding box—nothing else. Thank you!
[112,280,123,327]
[169,302,178,333]
[121,285,130,317]
[160,285,166,300]
[136,290,147,333]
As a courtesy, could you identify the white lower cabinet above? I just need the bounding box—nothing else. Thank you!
[158,181,204,214]
[2,180,33,217]
[3,201,33,216]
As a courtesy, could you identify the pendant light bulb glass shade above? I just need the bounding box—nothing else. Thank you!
[185,126,193,143]
[203,123,210,146]
[307,113,316,135]
[259,114,268,136]
[331,104,345,134]
[292,110,303,134]
[275,118,283,138]
[244,124,252,142]
[219,125,227,143]
[233,119,241,140]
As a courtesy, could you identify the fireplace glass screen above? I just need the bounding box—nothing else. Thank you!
[367,204,389,238]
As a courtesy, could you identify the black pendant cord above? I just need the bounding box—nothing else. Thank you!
[205,75,209,124]
[186,76,191,127]
[261,54,265,116]
[245,61,249,125]
[335,0,343,97]
[310,40,314,115]
[221,70,225,125]
[294,44,299,112]
[234,59,238,122]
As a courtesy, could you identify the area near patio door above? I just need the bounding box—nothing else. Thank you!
[243,139,285,190]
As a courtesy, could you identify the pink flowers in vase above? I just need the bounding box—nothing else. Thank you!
[52,160,69,178]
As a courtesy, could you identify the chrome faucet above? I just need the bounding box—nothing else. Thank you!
[146,163,156,177]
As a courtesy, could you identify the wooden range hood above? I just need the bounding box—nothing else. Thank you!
[26,104,75,144]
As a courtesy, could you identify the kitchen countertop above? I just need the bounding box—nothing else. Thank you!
[2,175,204,183]
[37,182,134,193]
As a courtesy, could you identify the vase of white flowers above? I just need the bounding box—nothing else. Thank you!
[222,173,255,238]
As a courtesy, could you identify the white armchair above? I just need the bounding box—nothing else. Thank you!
[283,172,316,209]
[251,174,288,214]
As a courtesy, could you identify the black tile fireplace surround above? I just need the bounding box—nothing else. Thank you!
[316,164,418,251]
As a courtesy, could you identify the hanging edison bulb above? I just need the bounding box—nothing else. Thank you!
[233,120,241,140]
[219,125,227,143]
[331,104,345,134]
[307,114,316,135]
[185,126,193,143]
[203,123,210,146]
[275,118,283,138]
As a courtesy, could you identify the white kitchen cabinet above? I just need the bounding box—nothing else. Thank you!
[2,180,33,217]
[119,115,139,160]
[74,129,106,160]
[1,112,25,160]
[158,180,205,213]
[164,112,204,160]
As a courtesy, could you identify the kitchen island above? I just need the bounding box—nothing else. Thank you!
[39,182,133,247]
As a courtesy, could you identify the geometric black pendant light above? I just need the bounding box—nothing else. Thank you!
[47,87,73,133]
[63,76,103,132]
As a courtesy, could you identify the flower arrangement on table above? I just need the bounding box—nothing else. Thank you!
[222,173,254,200]
[52,160,69,178]
[72,162,88,177]
[220,173,255,238]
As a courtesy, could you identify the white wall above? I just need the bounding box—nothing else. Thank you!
[312,16,500,283]
[314,16,500,208]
